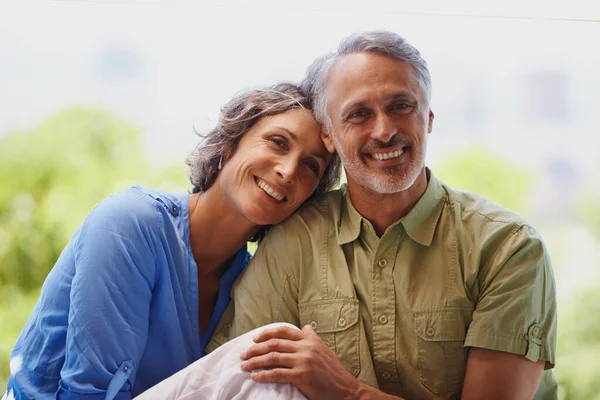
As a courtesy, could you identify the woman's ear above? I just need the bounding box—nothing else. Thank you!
[321,128,336,154]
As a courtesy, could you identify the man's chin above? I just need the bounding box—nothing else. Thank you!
[350,168,421,195]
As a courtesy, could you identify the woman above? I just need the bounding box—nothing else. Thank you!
[5,83,340,399]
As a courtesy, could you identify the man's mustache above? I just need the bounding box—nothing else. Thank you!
[361,135,412,153]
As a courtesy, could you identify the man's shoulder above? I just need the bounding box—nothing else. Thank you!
[264,188,344,244]
[282,188,344,229]
[441,182,530,230]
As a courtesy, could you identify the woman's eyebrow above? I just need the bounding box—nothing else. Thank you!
[274,126,328,161]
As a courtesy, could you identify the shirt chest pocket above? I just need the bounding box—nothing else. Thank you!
[414,308,471,395]
[299,298,361,377]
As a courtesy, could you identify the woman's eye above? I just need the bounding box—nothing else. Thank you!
[270,136,287,149]
[303,160,320,176]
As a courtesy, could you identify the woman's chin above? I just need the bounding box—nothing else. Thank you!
[243,209,287,227]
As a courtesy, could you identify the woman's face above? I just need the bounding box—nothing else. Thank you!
[219,108,331,226]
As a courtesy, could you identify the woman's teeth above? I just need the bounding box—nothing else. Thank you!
[256,179,285,201]
[372,149,404,161]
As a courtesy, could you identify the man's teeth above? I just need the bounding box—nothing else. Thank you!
[372,149,404,161]
[257,179,285,201]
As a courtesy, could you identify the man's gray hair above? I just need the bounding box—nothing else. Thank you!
[301,30,432,130]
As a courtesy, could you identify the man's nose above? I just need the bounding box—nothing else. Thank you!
[371,114,397,143]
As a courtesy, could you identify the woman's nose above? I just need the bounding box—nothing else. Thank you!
[274,157,299,183]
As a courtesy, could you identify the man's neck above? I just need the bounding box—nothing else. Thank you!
[347,169,429,237]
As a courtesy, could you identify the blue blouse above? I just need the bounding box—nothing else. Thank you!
[6,186,249,399]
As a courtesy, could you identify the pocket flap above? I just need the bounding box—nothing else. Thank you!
[299,298,359,333]
[414,308,469,342]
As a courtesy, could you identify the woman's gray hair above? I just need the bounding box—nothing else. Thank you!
[187,82,341,197]
[301,30,432,131]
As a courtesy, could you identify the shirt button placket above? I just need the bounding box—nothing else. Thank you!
[372,247,398,382]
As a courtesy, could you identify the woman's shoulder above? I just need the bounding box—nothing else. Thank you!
[81,186,186,239]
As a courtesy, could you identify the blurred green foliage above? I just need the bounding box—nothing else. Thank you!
[1,114,598,398]
[0,107,187,290]
[433,146,533,217]
[556,284,600,400]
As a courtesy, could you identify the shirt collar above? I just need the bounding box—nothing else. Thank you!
[401,169,446,246]
[337,185,363,245]
[337,168,446,247]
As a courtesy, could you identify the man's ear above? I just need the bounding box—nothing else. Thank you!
[427,109,435,133]
[321,127,336,153]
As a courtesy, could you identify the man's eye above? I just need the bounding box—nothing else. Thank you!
[390,103,413,113]
[347,109,370,121]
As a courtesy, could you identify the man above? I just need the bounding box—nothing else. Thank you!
[223,30,557,400]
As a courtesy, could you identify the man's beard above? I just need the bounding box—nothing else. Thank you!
[333,134,425,194]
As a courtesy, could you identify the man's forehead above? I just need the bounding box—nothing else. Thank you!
[328,53,422,107]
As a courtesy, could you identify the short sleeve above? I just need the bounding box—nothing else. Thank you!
[465,224,557,368]
[58,190,159,399]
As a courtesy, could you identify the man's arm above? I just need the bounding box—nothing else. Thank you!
[461,224,557,399]
[461,348,545,400]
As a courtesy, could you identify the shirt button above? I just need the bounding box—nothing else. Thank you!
[378,315,388,324]
[426,327,435,337]
[532,326,541,337]
[377,259,388,268]
[123,366,129,371]
[310,321,318,330]
[338,317,347,327]
[381,371,391,380]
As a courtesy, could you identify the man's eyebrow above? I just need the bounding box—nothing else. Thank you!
[275,126,328,161]
[340,100,368,116]
[389,91,418,102]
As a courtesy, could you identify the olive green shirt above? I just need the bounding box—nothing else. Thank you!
[211,171,557,399]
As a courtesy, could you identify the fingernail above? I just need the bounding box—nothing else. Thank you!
[239,351,246,359]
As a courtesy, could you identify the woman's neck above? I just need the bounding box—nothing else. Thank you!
[187,183,258,277]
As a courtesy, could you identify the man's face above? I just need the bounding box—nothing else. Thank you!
[322,52,434,194]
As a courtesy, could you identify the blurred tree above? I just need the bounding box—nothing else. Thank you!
[433,146,533,216]
[0,107,188,291]
[555,283,600,400]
